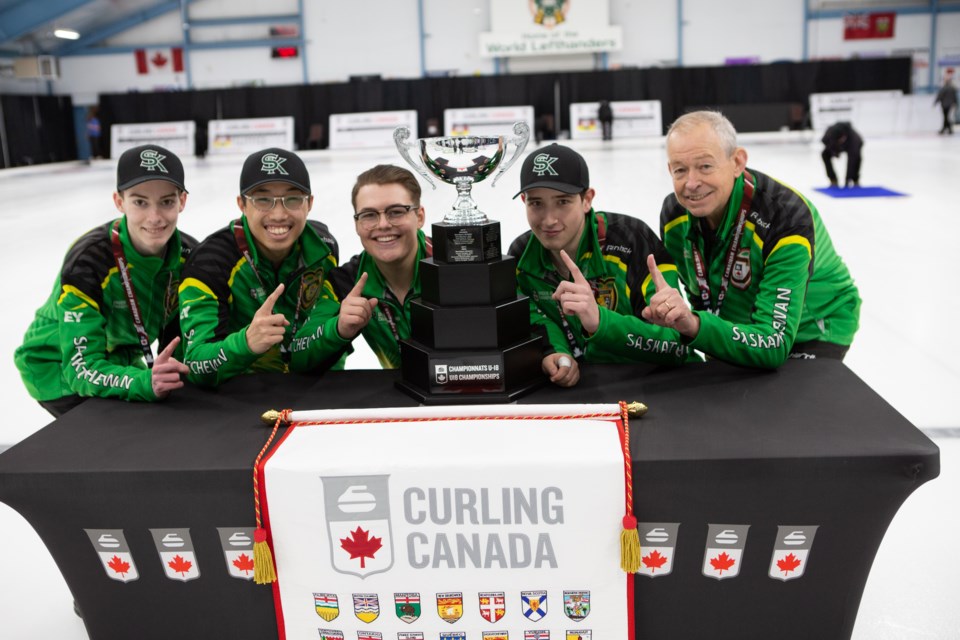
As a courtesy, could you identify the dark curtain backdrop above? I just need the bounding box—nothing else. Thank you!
[1,57,911,166]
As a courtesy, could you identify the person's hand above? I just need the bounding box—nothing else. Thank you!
[151,336,190,399]
[552,250,601,334]
[246,284,290,354]
[640,254,700,338]
[542,352,580,388]
[337,273,378,340]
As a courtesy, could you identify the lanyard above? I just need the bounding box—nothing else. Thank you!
[232,219,311,361]
[689,172,755,315]
[111,219,167,368]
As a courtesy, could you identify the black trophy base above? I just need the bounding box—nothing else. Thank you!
[396,335,545,405]
[432,220,501,264]
[420,256,517,306]
[409,296,530,350]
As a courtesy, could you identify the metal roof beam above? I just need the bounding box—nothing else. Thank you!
[0,0,96,42]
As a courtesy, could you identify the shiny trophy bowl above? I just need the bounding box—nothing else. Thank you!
[394,122,530,226]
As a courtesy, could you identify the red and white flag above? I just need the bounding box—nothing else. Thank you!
[134,48,184,74]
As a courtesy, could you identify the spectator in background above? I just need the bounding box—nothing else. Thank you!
[821,121,863,188]
[598,100,614,141]
[935,69,957,135]
[86,107,102,159]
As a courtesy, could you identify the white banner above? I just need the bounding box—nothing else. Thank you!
[569,101,663,140]
[328,110,418,150]
[444,106,535,137]
[110,121,196,159]
[207,117,295,156]
[261,405,630,640]
[480,0,622,58]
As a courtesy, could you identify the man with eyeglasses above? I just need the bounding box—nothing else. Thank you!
[508,143,696,388]
[330,164,429,368]
[15,144,196,416]
[178,147,348,385]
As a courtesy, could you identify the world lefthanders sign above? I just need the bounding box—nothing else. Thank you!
[258,404,634,639]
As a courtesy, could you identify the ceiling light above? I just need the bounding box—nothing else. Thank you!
[54,29,80,40]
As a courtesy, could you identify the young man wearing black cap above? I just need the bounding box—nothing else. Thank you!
[178,148,349,385]
[14,144,196,416]
[508,143,695,388]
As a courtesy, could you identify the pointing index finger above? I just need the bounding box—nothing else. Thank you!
[349,272,369,298]
[646,254,670,291]
[157,335,180,360]
[559,250,588,285]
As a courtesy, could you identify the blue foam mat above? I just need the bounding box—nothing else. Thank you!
[813,186,908,198]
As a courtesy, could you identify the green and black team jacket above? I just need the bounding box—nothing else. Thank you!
[178,217,347,386]
[330,231,430,369]
[660,169,861,369]
[14,218,196,402]
[508,210,695,365]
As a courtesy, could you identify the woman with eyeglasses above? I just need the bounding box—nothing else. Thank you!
[329,164,429,369]
[177,147,348,386]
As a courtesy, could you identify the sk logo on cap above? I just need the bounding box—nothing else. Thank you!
[140,149,168,173]
[532,153,559,176]
[260,153,289,175]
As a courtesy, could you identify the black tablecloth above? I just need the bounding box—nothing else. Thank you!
[0,360,940,639]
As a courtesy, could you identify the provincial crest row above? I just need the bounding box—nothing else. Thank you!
[318,630,590,639]
[314,590,589,625]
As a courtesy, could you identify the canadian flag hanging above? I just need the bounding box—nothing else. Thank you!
[134,48,184,74]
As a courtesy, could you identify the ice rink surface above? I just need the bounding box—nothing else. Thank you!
[1,131,957,638]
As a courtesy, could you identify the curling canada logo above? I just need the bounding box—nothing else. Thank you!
[321,475,395,578]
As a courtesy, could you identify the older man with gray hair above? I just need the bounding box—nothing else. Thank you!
[641,110,861,368]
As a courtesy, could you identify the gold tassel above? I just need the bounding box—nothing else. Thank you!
[620,514,641,573]
[253,527,277,584]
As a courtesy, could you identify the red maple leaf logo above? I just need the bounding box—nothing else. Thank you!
[642,549,669,572]
[776,553,802,574]
[232,553,254,575]
[107,555,131,576]
[167,554,193,576]
[710,552,736,574]
[340,526,382,568]
[151,52,168,68]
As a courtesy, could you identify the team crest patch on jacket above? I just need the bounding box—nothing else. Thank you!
[479,591,506,623]
[590,277,618,310]
[321,475,394,578]
[85,529,139,583]
[768,525,818,581]
[731,249,752,289]
[395,592,421,623]
[437,592,464,623]
[353,593,380,623]
[314,592,339,621]
[299,268,323,309]
[563,590,590,621]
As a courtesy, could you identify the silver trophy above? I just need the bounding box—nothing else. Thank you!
[394,122,530,226]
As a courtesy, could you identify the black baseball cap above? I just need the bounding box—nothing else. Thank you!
[513,143,590,198]
[240,148,311,195]
[116,144,187,193]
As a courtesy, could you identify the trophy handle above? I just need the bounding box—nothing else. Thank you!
[393,126,437,190]
[491,121,531,188]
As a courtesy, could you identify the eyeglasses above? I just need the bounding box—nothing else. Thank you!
[244,194,310,212]
[353,205,418,229]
